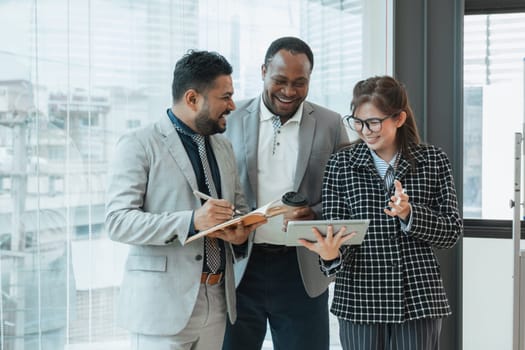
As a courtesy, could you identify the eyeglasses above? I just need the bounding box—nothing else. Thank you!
[343,113,399,132]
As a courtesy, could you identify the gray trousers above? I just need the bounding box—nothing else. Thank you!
[131,283,226,350]
[339,318,443,350]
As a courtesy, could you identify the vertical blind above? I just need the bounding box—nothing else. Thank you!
[0,0,389,348]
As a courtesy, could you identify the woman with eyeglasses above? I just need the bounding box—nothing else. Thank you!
[300,75,463,350]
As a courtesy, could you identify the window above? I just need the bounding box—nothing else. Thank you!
[463,11,525,350]
[126,120,141,130]
[0,0,391,348]
[463,13,525,220]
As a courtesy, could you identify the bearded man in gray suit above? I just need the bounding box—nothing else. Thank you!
[222,37,349,350]
[105,50,264,350]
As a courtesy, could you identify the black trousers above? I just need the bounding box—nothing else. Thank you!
[222,245,329,350]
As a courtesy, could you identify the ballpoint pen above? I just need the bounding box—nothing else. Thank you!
[395,188,406,206]
[193,190,243,215]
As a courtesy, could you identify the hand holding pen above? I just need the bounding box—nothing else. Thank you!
[193,190,243,215]
[384,180,410,221]
[192,190,242,232]
[192,190,260,244]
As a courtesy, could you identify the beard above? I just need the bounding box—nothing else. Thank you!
[194,109,227,136]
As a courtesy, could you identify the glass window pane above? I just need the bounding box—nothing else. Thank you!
[463,12,525,350]
[0,0,391,348]
[463,13,525,220]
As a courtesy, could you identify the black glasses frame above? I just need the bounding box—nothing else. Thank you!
[343,113,400,132]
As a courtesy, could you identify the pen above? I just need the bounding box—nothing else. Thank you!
[395,188,406,206]
[193,190,243,215]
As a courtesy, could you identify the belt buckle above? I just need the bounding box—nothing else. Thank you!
[203,272,223,285]
[214,272,224,284]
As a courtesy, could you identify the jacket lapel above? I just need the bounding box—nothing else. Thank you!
[395,145,427,181]
[209,135,234,202]
[158,115,199,191]
[395,157,410,181]
[294,102,315,190]
[243,98,260,201]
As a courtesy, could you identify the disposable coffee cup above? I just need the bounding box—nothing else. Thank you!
[281,191,308,207]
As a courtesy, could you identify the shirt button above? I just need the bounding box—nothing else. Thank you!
[391,261,398,267]
[195,254,203,261]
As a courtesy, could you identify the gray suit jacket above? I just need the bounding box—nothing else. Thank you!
[225,97,349,297]
[105,114,249,335]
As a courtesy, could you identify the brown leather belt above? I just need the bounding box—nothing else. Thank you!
[201,272,224,285]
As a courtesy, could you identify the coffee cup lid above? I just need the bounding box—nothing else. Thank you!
[281,191,308,207]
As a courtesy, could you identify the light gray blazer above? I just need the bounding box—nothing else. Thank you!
[225,97,349,297]
[105,114,249,335]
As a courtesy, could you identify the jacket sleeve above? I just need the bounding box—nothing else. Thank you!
[105,132,193,246]
[407,149,463,249]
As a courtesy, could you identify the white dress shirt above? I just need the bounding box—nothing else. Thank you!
[254,98,303,244]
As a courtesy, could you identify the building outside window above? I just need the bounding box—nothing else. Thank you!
[0,0,391,349]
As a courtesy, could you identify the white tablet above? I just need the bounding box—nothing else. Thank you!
[284,219,370,246]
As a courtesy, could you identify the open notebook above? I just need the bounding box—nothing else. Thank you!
[185,197,290,244]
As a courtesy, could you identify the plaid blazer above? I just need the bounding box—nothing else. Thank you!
[322,142,462,323]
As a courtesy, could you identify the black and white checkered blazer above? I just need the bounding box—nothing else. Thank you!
[322,142,463,323]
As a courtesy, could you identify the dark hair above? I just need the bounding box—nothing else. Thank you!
[264,37,314,71]
[350,75,421,159]
[171,50,233,102]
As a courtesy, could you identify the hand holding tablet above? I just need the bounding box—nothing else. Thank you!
[284,219,370,246]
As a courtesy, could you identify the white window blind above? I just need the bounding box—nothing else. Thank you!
[0,1,391,348]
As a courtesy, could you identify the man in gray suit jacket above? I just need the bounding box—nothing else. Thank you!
[222,37,349,350]
[105,50,263,350]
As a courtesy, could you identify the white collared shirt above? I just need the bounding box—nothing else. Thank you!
[370,149,398,179]
[255,98,303,244]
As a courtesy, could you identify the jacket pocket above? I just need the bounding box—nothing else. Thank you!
[126,255,167,272]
